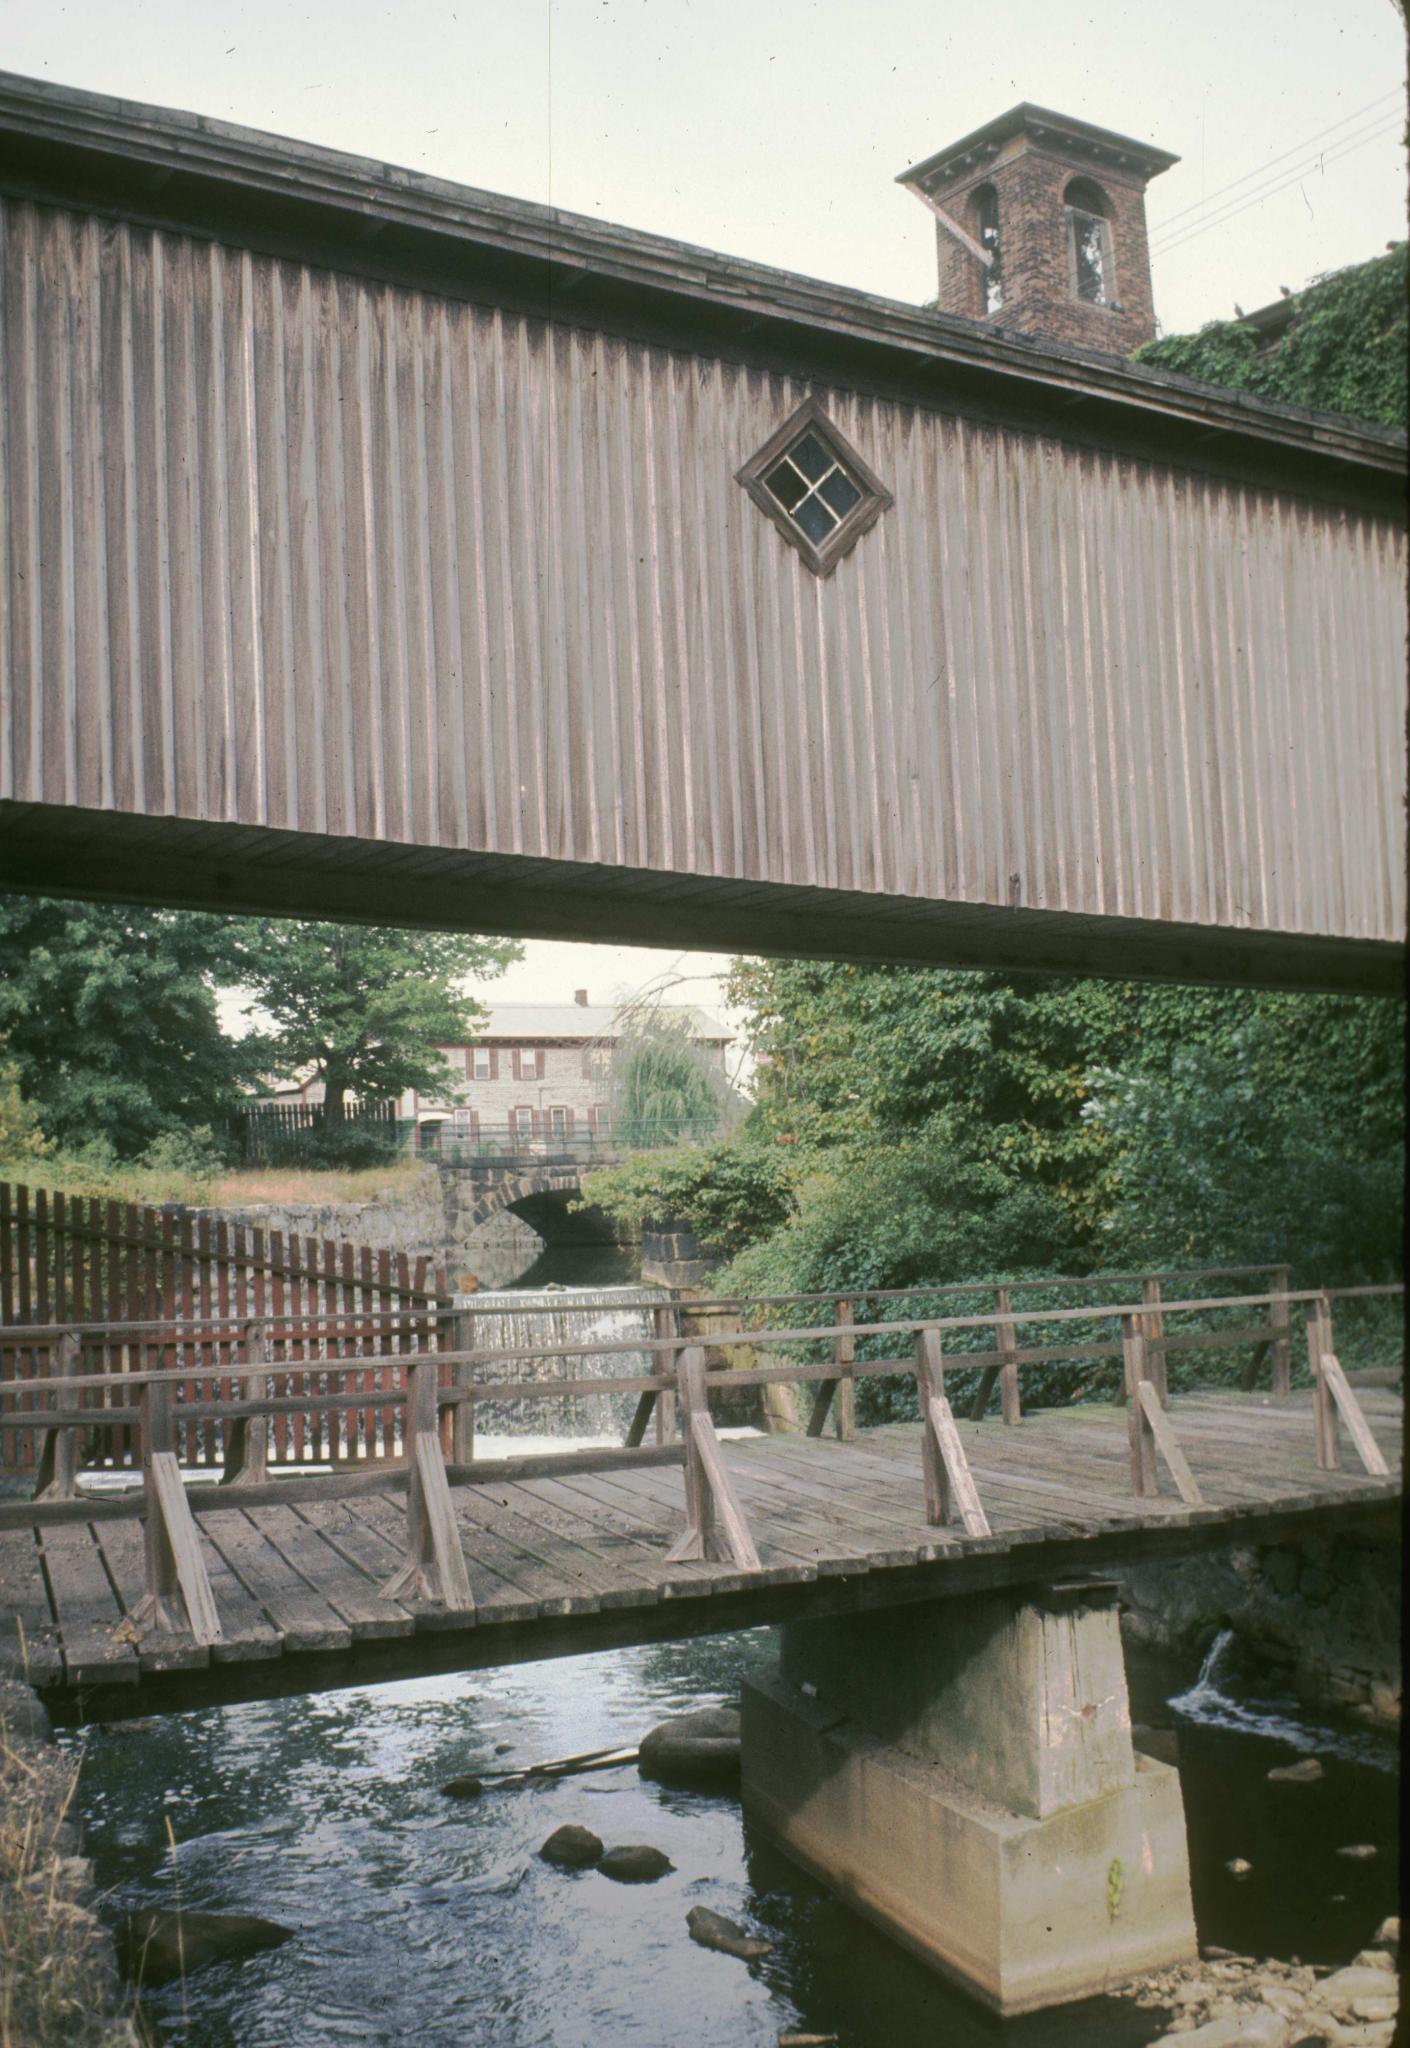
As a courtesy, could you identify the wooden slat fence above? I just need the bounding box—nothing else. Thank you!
[233,1098,399,1166]
[0,1181,449,1475]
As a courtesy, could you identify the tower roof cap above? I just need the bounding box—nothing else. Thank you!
[898,103,1179,193]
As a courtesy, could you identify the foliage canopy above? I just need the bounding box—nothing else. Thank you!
[0,897,259,1160]
[1134,244,1408,429]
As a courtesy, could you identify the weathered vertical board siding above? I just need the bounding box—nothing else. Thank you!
[1,197,1403,943]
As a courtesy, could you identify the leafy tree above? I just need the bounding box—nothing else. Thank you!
[709,959,1403,1306]
[605,1007,730,1145]
[0,896,258,1159]
[0,1063,48,1161]
[1086,1019,1404,1285]
[222,920,521,1126]
[1135,245,1408,429]
[579,1135,797,1259]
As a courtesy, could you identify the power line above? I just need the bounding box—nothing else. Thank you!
[1152,110,1404,250]
[1148,89,1402,238]
[1152,119,1404,258]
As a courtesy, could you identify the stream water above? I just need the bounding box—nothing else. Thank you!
[61,1285,1402,2048]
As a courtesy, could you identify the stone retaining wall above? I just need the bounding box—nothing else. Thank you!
[1118,1514,1402,1722]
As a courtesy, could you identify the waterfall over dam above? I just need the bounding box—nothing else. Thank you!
[457,1287,667,1441]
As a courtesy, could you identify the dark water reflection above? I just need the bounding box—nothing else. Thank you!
[66,1631,1398,2048]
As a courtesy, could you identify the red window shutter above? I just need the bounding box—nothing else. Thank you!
[530,1106,542,1136]
[489,1048,499,1081]
[469,1109,480,1139]
[565,1107,575,1136]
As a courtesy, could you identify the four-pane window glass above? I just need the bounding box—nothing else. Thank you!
[764,431,865,550]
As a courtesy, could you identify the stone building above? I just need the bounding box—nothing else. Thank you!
[261,992,733,1146]
[403,992,732,1143]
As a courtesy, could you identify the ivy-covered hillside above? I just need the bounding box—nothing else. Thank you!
[1135,243,1407,429]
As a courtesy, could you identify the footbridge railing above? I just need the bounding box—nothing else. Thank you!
[0,1280,1399,1652]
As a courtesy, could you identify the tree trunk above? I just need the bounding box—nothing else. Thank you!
[323,1075,349,1123]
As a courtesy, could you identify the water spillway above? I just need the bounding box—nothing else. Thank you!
[458,1287,667,1443]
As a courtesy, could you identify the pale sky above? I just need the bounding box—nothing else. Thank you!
[12,0,1405,1026]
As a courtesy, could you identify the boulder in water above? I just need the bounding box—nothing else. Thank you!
[1225,1857,1252,1879]
[116,1909,293,1985]
[597,1844,674,1884]
[539,1824,604,1869]
[638,1707,741,1789]
[441,1776,485,1800]
[685,1905,772,1960]
[1266,1756,1323,1784]
[1335,1842,1377,1860]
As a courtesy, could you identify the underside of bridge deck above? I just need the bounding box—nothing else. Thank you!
[2,1388,1399,1720]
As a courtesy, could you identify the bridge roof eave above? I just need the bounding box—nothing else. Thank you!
[0,68,1403,512]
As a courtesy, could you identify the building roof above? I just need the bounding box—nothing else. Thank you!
[467,1003,731,1044]
[897,103,1180,192]
[0,71,1400,512]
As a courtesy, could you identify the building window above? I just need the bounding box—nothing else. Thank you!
[513,1047,542,1082]
[549,1105,573,1142]
[737,398,892,577]
[1064,178,1116,307]
[972,183,1002,315]
[470,1046,491,1081]
[510,1105,534,1140]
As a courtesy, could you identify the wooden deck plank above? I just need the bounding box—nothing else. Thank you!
[576,1455,821,1585]
[357,1486,600,1620]
[38,1523,140,1686]
[197,1508,352,1653]
[95,1517,283,1668]
[243,1503,415,1639]
[0,1527,62,1685]
[456,1479,662,1613]
[332,1491,541,1626]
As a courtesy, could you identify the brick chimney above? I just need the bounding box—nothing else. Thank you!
[574,988,589,1006]
[898,104,1178,353]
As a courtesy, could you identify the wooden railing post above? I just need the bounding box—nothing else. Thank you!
[33,1330,82,1502]
[655,1303,679,1444]
[1141,1278,1168,1407]
[834,1297,856,1441]
[450,1307,476,1465]
[914,1326,990,1536]
[1123,1314,1157,1497]
[670,1343,714,1557]
[1270,1265,1292,1397]
[625,1304,678,1448]
[139,1370,181,1629]
[996,1285,1021,1425]
[915,1327,950,1523]
[221,1319,270,1486]
[665,1345,761,1569]
[1308,1295,1340,1472]
[380,1354,474,1610]
[129,1369,222,1645]
[805,1296,856,1440]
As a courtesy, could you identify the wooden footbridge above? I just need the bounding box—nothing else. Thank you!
[0,1272,1400,1715]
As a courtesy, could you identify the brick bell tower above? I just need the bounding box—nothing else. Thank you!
[897,104,1178,353]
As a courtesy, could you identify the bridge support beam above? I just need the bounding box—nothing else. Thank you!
[742,1581,1195,2015]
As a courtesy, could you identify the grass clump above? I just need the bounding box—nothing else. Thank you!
[0,1705,133,2048]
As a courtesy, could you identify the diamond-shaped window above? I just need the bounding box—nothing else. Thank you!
[736,399,892,576]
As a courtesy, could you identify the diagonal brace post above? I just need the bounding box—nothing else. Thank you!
[665,1345,761,1569]
[380,1354,474,1611]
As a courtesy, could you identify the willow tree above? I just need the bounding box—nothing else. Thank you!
[607,1009,727,1147]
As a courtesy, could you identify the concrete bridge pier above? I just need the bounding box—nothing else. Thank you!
[741,1580,1196,2015]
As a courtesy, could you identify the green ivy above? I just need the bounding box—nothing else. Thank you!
[1134,245,1408,429]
